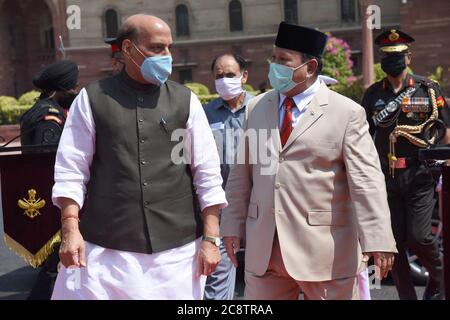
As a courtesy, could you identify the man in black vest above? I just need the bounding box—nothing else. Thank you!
[51,14,227,299]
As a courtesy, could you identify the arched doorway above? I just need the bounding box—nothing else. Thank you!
[0,0,56,97]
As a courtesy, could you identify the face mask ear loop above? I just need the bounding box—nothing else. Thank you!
[124,42,144,69]
[292,60,308,72]
[132,43,147,59]
[291,61,311,86]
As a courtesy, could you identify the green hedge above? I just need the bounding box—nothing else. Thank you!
[18,90,40,106]
[199,94,220,105]
[185,82,210,96]
[243,83,254,92]
[0,104,33,125]
[0,90,39,125]
[0,96,19,108]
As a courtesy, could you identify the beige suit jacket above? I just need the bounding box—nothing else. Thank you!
[221,83,397,282]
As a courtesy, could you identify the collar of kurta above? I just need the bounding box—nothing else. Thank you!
[118,69,160,92]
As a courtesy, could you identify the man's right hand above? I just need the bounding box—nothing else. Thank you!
[223,236,240,268]
[59,224,86,268]
[58,197,86,268]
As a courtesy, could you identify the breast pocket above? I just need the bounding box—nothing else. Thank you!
[304,140,340,158]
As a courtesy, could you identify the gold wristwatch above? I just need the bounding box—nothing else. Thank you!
[202,235,221,247]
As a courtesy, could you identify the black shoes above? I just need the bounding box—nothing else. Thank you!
[423,277,444,300]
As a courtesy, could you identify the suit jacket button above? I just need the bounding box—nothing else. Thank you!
[275,183,281,189]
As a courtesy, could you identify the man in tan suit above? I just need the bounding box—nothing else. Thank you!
[221,22,397,300]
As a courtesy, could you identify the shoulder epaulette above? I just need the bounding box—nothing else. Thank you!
[413,75,435,88]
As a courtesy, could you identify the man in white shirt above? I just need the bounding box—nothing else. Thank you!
[51,14,227,300]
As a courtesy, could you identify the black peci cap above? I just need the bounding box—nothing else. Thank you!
[275,22,328,58]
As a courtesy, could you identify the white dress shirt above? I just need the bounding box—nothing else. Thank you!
[279,77,321,128]
[52,88,228,211]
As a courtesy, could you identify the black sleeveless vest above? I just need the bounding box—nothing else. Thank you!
[80,71,202,254]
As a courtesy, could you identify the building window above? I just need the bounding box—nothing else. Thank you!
[105,9,119,38]
[179,69,192,84]
[44,27,55,50]
[284,0,298,24]
[40,13,55,50]
[341,0,356,23]
[176,4,190,37]
[229,0,243,32]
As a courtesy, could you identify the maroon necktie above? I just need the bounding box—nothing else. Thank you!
[280,97,294,147]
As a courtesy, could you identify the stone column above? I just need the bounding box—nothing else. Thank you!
[360,0,374,89]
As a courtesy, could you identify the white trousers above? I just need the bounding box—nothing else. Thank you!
[51,238,206,300]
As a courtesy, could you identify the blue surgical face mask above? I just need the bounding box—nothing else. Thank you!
[268,61,309,93]
[132,43,172,86]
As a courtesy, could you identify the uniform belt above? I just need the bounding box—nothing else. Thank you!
[392,156,421,169]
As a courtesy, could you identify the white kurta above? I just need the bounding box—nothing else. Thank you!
[51,86,227,300]
[52,239,206,300]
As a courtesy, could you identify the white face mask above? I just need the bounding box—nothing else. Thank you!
[215,75,244,101]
